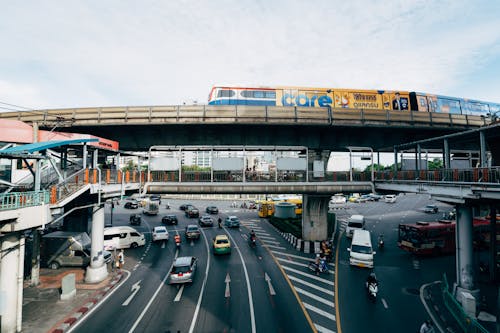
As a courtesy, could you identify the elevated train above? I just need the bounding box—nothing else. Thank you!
[208,86,500,117]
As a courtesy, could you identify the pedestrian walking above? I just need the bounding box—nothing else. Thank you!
[420,320,434,333]
[117,249,125,269]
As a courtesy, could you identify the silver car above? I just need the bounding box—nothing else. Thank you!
[169,256,197,284]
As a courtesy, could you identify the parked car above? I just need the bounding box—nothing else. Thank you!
[213,234,231,255]
[199,215,214,227]
[185,225,201,240]
[152,226,169,242]
[424,204,439,213]
[129,214,142,226]
[169,256,198,284]
[224,216,240,228]
[162,214,178,225]
[205,206,219,214]
[185,206,200,218]
[124,199,139,209]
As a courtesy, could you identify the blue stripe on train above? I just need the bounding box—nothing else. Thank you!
[208,99,276,106]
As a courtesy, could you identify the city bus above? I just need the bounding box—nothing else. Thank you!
[398,217,499,255]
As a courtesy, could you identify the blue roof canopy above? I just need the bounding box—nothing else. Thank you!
[0,139,98,155]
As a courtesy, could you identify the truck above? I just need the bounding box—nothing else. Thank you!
[142,200,159,215]
[41,231,110,270]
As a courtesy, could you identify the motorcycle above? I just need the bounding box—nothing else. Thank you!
[366,281,378,302]
[166,203,171,210]
[308,259,329,274]
[378,235,384,249]
[249,234,257,247]
[174,235,181,248]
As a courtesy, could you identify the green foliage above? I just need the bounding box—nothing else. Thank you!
[121,160,137,171]
[428,158,443,170]
[363,163,386,172]
[181,165,211,172]
[268,216,302,238]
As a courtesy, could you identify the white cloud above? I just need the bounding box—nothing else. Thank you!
[0,0,499,109]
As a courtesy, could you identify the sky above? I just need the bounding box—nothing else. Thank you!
[1,0,500,111]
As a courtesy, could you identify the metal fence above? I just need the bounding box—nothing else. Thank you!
[375,167,500,183]
[0,190,49,211]
[441,274,488,333]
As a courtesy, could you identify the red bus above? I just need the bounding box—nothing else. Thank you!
[398,217,499,255]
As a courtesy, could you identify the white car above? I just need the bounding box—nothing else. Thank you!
[152,226,169,242]
[384,194,397,203]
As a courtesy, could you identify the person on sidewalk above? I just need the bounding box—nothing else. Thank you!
[116,249,125,270]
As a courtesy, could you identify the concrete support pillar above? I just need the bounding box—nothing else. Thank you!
[490,206,497,281]
[479,131,487,168]
[302,195,330,241]
[0,233,24,333]
[416,144,421,176]
[393,147,398,173]
[82,144,88,169]
[115,153,121,170]
[85,205,108,283]
[33,122,39,143]
[443,139,450,169]
[93,149,98,169]
[455,204,480,303]
[30,229,41,286]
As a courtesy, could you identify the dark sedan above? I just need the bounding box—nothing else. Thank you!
[424,204,439,213]
[162,214,178,225]
[205,206,219,214]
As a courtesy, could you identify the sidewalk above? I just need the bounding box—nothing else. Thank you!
[421,280,497,333]
[22,267,124,333]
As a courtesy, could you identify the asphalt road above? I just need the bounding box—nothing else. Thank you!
[335,193,456,333]
[70,199,314,333]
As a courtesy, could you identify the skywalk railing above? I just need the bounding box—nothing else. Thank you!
[0,190,49,211]
[374,167,500,184]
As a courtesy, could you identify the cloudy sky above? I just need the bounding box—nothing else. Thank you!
[1,0,499,111]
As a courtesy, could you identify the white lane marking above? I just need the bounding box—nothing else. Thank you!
[188,228,212,333]
[127,268,172,332]
[382,298,388,309]
[254,235,276,240]
[122,280,142,306]
[161,241,166,249]
[264,272,276,296]
[174,285,184,302]
[303,302,336,321]
[225,273,231,298]
[67,270,131,333]
[288,276,335,296]
[263,244,286,250]
[294,287,334,307]
[132,264,140,271]
[271,250,317,262]
[314,323,336,333]
[276,258,335,273]
[224,229,256,333]
[261,239,281,245]
[281,265,334,286]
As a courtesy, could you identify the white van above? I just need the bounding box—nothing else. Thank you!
[345,214,365,238]
[104,226,146,249]
[348,229,375,268]
[385,194,397,203]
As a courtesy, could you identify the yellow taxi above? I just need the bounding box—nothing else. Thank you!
[213,234,231,255]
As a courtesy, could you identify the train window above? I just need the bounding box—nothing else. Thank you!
[464,102,489,115]
[217,90,235,98]
[436,98,461,114]
[265,91,276,98]
[241,90,272,99]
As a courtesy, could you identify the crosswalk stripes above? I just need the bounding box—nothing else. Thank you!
[242,218,337,332]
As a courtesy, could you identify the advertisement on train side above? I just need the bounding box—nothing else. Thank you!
[275,87,410,110]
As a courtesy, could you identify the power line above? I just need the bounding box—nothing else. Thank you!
[0,101,32,110]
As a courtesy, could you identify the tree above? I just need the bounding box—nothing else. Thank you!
[428,158,443,170]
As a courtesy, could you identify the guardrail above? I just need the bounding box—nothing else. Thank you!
[441,274,488,333]
[0,190,49,211]
[374,167,500,183]
[0,105,488,128]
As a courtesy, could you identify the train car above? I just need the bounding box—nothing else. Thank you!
[208,86,498,117]
[208,86,411,111]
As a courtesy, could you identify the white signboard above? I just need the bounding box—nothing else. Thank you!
[150,157,179,171]
[313,160,324,177]
[213,158,244,171]
[276,157,306,170]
